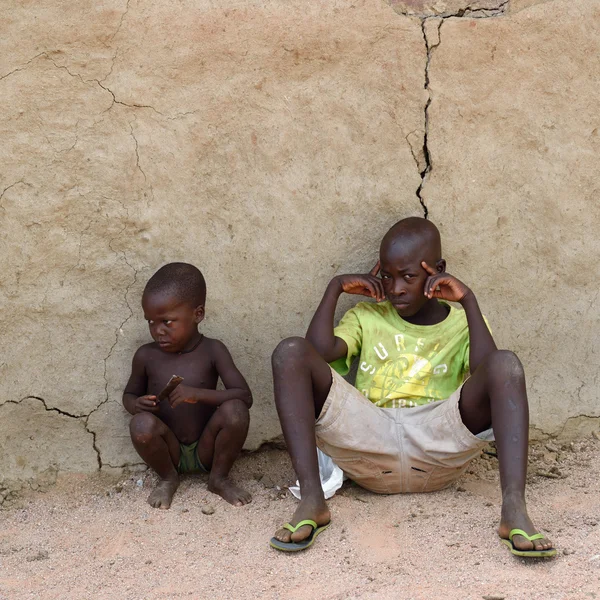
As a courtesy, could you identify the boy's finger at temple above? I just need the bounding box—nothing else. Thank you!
[421,261,436,275]
[368,277,383,301]
[369,260,381,276]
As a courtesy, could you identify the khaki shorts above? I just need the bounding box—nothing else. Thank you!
[315,368,492,494]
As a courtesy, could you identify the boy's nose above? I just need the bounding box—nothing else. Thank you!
[393,281,406,295]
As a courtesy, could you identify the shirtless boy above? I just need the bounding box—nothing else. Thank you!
[270,217,555,557]
[123,263,252,509]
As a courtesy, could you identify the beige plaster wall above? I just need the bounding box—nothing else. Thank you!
[1,0,598,488]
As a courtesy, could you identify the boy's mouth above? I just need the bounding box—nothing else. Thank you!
[388,297,410,309]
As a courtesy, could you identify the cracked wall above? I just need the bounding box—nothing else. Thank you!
[1,0,599,485]
[0,0,426,481]
[422,0,600,435]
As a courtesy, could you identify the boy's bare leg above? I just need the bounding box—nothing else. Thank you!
[129,413,181,509]
[271,337,334,544]
[459,349,553,552]
[196,398,252,507]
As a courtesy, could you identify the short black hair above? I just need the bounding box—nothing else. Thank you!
[143,263,206,306]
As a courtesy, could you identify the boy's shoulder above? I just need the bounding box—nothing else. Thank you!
[133,341,158,361]
[201,336,229,354]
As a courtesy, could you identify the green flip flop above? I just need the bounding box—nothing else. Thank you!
[269,519,331,552]
[501,528,557,558]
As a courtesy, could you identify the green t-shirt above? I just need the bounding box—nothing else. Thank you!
[331,300,485,408]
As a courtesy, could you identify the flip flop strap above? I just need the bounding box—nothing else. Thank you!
[282,519,318,533]
[508,528,545,542]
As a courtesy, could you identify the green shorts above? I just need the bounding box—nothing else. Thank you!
[177,441,209,474]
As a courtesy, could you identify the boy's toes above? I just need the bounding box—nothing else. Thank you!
[147,479,179,510]
[274,528,293,543]
[239,489,252,505]
[208,477,251,507]
[511,532,553,552]
[272,524,313,543]
[534,536,553,551]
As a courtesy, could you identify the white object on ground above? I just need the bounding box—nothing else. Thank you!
[289,448,346,500]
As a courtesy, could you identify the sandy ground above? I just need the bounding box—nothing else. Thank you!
[1,437,599,600]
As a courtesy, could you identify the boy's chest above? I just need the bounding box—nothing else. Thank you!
[359,327,464,375]
[145,349,218,393]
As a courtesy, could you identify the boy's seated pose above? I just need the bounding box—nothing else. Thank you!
[123,263,252,509]
[270,217,555,557]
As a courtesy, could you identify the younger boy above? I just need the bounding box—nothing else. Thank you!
[123,262,252,509]
[270,217,555,557]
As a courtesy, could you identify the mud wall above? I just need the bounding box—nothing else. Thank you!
[1,0,598,487]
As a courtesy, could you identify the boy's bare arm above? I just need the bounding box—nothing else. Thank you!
[123,347,158,415]
[422,262,497,373]
[168,341,252,408]
[306,262,384,362]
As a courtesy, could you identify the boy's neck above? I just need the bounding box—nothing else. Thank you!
[178,330,204,354]
[400,299,449,326]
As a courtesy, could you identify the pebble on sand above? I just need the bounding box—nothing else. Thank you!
[27,550,49,562]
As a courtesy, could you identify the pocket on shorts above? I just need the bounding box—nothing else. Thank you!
[333,456,394,495]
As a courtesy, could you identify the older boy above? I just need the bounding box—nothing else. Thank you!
[123,263,252,509]
[270,217,555,557]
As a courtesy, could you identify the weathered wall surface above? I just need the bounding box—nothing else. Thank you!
[1,0,598,486]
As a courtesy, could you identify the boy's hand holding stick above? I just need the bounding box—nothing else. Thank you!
[132,375,184,413]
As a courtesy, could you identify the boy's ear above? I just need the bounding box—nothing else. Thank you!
[436,259,446,273]
[194,305,205,324]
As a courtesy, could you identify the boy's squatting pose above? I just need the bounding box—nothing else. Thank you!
[270,217,556,557]
[123,263,252,509]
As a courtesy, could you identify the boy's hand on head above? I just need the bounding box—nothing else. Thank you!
[133,395,159,414]
[421,261,472,303]
[168,384,202,408]
[334,261,385,302]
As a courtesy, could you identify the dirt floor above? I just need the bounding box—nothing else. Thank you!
[1,436,599,600]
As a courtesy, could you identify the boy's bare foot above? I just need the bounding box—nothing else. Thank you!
[208,476,252,507]
[498,493,554,551]
[147,477,180,509]
[273,495,331,544]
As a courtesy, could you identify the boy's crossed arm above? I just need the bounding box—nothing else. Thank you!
[167,341,252,409]
[122,343,252,414]
[123,347,156,415]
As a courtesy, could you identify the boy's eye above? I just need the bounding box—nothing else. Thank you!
[404,275,416,282]
[163,320,173,325]
[147,320,154,325]
[381,274,391,280]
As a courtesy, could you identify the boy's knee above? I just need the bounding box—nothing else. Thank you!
[219,398,250,430]
[486,350,524,382]
[130,412,160,445]
[271,336,310,369]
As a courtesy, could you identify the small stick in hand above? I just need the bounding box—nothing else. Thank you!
[157,375,184,402]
